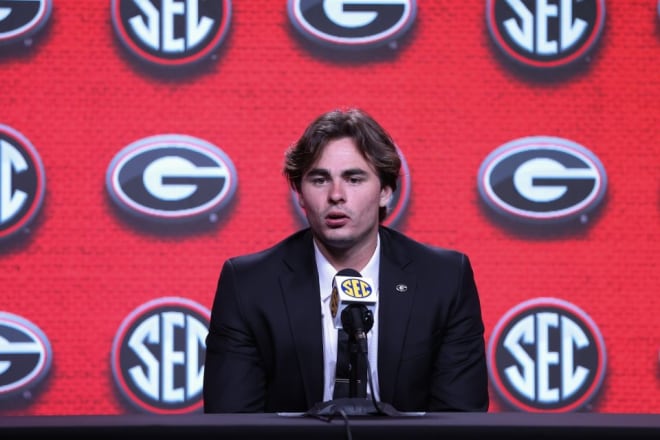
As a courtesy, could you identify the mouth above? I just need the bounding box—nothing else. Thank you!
[325,211,349,228]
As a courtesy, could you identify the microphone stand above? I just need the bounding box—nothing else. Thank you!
[348,338,359,398]
[306,305,403,418]
[305,348,402,417]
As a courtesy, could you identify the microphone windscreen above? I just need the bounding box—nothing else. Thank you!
[337,268,361,277]
[331,268,362,319]
[331,269,376,329]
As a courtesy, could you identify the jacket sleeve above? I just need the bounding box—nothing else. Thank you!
[203,259,266,412]
[429,253,489,412]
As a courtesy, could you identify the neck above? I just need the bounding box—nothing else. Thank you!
[314,231,379,273]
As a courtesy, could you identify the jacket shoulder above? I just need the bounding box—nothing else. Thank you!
[380,226,467,263]
[224,228,313,272]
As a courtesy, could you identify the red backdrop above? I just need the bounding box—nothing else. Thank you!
[1,1,658,415]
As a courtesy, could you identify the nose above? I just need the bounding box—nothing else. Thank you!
[328,180,346,203]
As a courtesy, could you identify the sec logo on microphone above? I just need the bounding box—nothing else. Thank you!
[340,278,373,299]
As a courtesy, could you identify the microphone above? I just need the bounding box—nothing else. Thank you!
[304,268,404,418]
[330,268,377,339]
[332,269,374,399]
[341,304,373,354]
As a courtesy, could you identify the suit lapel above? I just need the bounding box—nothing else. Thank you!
[377,228,416,404]
[279,230,325,407]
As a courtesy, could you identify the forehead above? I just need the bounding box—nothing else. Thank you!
[311,138,371,169]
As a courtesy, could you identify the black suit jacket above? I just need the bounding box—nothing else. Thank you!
[203,227,489,412]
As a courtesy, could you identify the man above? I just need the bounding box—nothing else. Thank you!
[203,108,489,413]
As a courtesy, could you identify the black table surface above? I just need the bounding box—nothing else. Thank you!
[1,412,659,440]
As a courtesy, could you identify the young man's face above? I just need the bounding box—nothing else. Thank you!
[298,137,392,253]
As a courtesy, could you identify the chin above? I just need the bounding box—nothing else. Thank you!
[320,230,354,248]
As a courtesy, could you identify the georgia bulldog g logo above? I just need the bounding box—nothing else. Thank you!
[106,134,238,224]
[0,0,53,46]
[477,136,607,225]
[288,0,417,49]
[0,312,53,402]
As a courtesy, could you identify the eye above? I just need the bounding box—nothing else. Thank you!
[310,176,327,185]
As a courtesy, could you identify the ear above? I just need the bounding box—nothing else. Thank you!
[379,186,393,208]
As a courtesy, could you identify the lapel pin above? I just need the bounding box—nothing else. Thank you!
[395,284,408,293]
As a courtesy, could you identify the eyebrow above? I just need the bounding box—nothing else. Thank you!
[306,167,369,178]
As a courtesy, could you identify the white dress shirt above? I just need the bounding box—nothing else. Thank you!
[315,237,381,402]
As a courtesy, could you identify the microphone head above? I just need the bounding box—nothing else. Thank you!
[331,269,376,329]
[331,269,362,319]
[336,269,362,277]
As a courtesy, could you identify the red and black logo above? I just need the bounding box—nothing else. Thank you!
[111,297,210,414]
[111,0,231,67]
[488,297,607,412]
[477,136,607,224]
[0,125,46,241]
[106,134,238,224]
[0,0,52,46]
[288,0,417,49]
[0,312,52,401]
[486,0,606,68]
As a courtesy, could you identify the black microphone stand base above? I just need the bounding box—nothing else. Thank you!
[306,397,403,417]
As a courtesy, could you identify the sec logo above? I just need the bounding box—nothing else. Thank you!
[488,297,607,412]
[111,0,231,67]
[111,297,210,414]
[340,278,373,299]
[486,0,605,69]
[0,125,46,241]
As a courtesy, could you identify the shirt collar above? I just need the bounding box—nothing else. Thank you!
[314,235,381,303]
